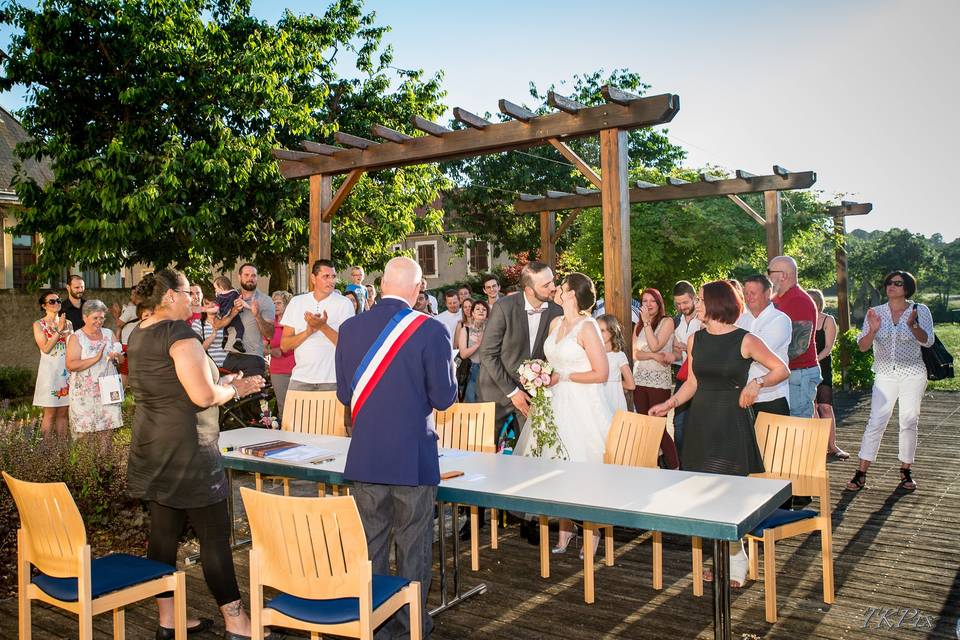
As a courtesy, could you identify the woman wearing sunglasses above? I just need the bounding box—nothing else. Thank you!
[847,271,934,492]
[32,291,73,437]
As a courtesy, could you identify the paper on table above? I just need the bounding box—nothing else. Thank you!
[268,446,338,463]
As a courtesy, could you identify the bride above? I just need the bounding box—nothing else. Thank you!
[517,272,613,555]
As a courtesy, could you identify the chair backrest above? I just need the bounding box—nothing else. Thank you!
[2,471,87,578]
[434,402,497,453]
[603,411,666,469]
[241,488,370,600]
[281,390,347,437]
[752,412,831,502]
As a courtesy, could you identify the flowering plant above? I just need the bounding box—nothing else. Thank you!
[517,359,567,460]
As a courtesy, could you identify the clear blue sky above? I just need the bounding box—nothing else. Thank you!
[3,0,958,240]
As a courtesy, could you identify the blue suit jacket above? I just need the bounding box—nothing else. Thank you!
[337,297,457,486]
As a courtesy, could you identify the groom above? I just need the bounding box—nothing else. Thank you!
[477,261,562,544]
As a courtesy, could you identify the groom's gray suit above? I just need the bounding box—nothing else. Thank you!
[477,293,563,429]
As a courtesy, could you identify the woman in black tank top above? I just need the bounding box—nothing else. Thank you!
[808,289,848,459]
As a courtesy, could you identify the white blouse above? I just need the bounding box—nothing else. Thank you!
[857,301,934,379]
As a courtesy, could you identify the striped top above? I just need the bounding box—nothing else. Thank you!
[191,318,227,367]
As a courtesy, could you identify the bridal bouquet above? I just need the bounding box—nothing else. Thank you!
[517,359,568,460]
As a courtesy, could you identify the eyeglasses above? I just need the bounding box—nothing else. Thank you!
[45,299,62,305]
[766,269,784,276]
[886,280,905,287]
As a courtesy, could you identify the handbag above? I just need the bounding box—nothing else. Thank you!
[921,335,954,381]
[676,357,689,382]
[99,366,124,405]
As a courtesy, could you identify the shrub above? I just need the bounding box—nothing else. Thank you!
[0,366,33,400]
[833,329,875,390]
[0,422,148,597]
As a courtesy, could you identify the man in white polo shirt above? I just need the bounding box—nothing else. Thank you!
[280,259,356,393]
[736,274,792,415]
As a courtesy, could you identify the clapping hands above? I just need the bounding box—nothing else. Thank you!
[866,308,881,334]
[305,310,328,332]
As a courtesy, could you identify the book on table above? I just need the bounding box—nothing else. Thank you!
[238,440,338,463]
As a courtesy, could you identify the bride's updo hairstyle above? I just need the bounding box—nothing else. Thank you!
[561,272,596,315]
[132,268,185,312]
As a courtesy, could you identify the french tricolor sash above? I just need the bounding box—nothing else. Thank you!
[350,307,430,421]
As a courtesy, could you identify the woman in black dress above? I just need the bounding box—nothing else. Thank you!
[650,280,789,586]
[127,269,276,640]
[808,289,848,459]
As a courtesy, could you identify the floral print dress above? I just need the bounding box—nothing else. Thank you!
[68,329,122,434]
[32,318,71,407]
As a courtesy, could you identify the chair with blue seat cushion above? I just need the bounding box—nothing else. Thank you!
[240,487,422,640]
[3,471,187,640]
[744,412,835,622]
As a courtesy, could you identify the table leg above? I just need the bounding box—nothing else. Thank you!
[712,539,731,640]
[583,523,595,604]
[429,500,487,616]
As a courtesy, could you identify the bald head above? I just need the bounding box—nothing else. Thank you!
[381,257,423,306]
[767,255,798,294]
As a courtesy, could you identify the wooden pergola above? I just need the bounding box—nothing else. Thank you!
[513,167,817,351]
[827,200,872,378]
[273,86,680,345]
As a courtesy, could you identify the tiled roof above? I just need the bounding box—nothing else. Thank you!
[0,106,52,194]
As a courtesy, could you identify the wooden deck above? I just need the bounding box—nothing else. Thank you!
[4,390,959,639]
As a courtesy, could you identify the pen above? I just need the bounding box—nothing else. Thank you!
[309,455,337,465]
[221,446,235,453]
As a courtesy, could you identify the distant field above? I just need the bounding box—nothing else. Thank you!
[931,323,959,392]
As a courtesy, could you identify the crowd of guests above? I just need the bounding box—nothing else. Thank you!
[27,255,936,635]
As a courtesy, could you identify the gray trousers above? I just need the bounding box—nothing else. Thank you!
[287,379,337,392]
[351,482,437,640]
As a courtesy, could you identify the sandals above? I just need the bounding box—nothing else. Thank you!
[846,470,867,491]
[702,547,749,588]
[898,468,917,491]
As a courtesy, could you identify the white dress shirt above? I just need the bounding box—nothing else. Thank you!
[525,296,548,354]
[736,302,791,403]
[674,314,701,365]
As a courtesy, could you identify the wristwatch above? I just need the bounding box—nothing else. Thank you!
[752,376,766,388]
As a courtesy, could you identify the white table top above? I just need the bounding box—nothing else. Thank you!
[219,428,791,540]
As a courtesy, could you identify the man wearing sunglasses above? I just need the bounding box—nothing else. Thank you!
[768,255,821,419]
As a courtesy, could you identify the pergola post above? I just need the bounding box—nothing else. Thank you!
[539,211,556,270]
[309,175,332,267]
[599,128,633,353]
[764,190,783,260]
[833,213,851,378]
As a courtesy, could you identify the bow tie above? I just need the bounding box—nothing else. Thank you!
[527,308,545,315]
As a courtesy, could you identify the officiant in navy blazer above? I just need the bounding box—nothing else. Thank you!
[336,256,456,639]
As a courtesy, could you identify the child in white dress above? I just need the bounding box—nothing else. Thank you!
[597,314,634,413]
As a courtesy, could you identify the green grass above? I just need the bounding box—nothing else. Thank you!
[930,323,960,392]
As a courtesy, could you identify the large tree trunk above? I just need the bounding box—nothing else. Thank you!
[265,255,290,294]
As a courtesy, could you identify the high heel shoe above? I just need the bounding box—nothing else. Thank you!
[552,533,576,554]
[156,618,213,639]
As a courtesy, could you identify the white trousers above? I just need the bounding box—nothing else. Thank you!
[857,374,927,464]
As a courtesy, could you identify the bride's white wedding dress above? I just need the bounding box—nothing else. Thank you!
[516,316,613,462]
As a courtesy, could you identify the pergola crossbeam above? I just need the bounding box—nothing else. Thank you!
[551,208,582,243]
[514,170,817,213]
[278,93,678,179]
[334,131,377,150]
[547,190,573,198]
[666,177,689,186]
[575,186,599,195]
[411,116,452,137]
[636,180,658,189]
[547,91,588,114]
[321,169,365,222]
[453,107,492,129]
[499,99,537,122]
[828,201,873,216]
[601,84,642,106]
[727,195,764,225]
[370,124,413,143]
[300,141,341,156]
[736,169,757,180]
[272,149,321,161]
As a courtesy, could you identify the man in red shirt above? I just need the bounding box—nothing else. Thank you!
[769,255,821,418]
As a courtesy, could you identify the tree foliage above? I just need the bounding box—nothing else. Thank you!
[1,0,447,289]
[440,69,686,257]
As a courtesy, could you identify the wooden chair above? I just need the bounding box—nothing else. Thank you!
[3,471,187,640]
[241,488,422,640]
[256,389,348,496]
[434,402,498,571]
[537,411,666,603]
[691,412,835,623]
